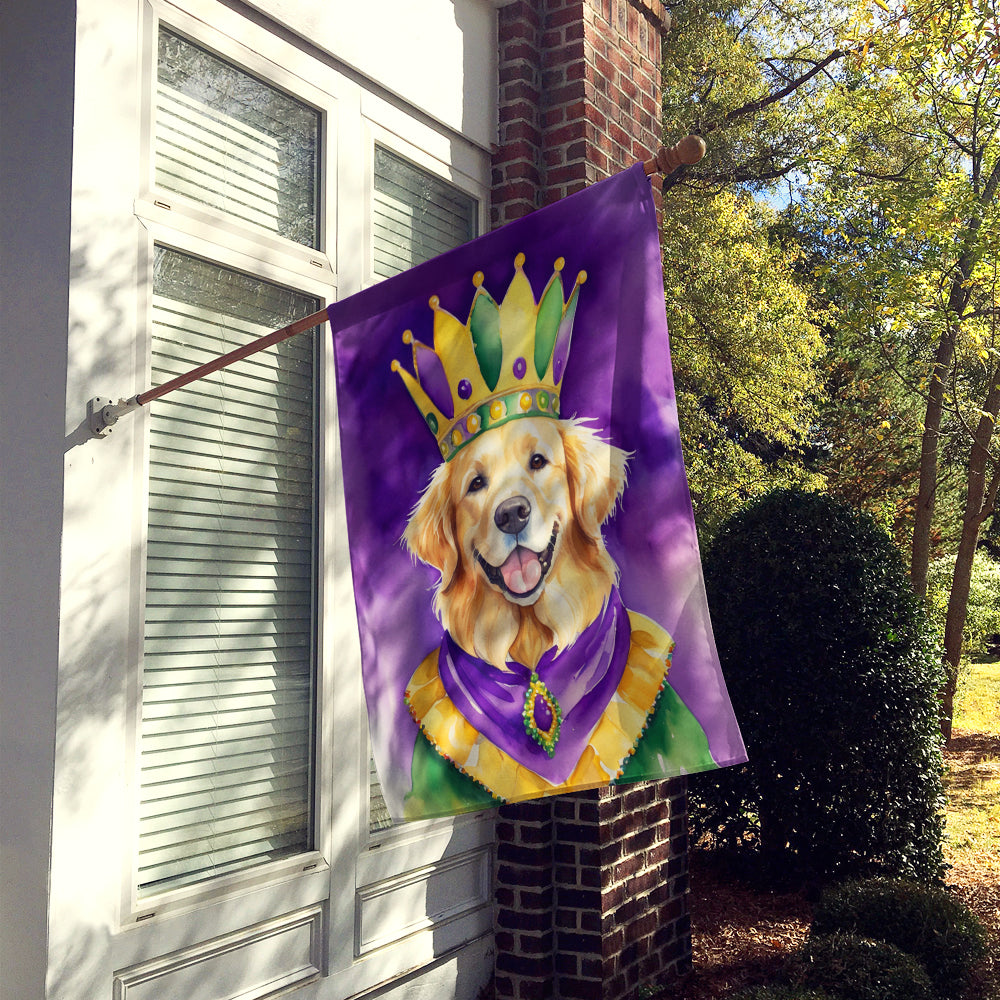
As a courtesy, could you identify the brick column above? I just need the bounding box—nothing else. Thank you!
[491,4,692,999]
[495,800,556,1000]
[492,0,668,226]
[551,782,691,998]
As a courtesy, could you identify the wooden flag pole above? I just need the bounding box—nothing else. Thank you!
[88,135,705,437]
[136,307,329,407]
[87,308,329,437]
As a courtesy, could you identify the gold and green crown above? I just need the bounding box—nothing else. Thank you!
[391,253,586,461]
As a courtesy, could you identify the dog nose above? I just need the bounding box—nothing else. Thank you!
[494,495,531,535]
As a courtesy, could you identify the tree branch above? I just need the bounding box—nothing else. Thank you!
[852,164,919,183]
[701,49,847,134]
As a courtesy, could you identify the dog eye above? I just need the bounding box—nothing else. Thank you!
[529,453,548,471]
[467,475,486,494]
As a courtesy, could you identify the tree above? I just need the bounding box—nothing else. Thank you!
[801,0,1000,736]
[781,204,970,550]
[662,188,825,539]
[661,0,854,194]
[659,1,847,539]
[660,0,999,736]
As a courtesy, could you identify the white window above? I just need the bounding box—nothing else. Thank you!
[372,145,478,280]
[140,246,320,895]
[111,2,495,995]
[136,23,324,900]
[154,26,321,247]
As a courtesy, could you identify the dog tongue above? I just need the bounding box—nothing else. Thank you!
[499,547,542,595]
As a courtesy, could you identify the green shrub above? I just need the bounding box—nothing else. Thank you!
[927,551,1000,659]
[811,878,988,999]
[693,489,946,882]
[792,933,934,1000]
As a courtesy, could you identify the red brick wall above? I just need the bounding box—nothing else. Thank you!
[491,7,691,998]
[492,0,668,226]
[494,783,691,1000]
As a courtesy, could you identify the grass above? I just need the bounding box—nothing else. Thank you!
[954,658,1000,734]
[945,659,1000,868]
[941,658,1000,1000]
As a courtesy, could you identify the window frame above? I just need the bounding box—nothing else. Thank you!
[114,0,496,990]
[136,0,338,280]
[123,224,336,924]
[362,114,489,292]
[125,0,340,927]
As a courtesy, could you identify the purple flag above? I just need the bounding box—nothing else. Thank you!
[329,165,746,821]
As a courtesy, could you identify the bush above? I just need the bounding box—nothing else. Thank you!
[811,878,988,998]
[693,489,946,882]
[792,933,934,1000]
[927,550,1000,659]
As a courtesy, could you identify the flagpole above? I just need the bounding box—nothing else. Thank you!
[88,135,705,437]
[87,307,330,437]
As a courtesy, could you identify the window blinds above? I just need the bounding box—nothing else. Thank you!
[368,148,478,831]
[372,146,477,280]
[156,28,320,249]
[138,248,319,895]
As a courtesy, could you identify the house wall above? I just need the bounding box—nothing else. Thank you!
[1,2,695,998]
[2,2,499,998]
[492,0,667,222]
[0,1,76,995]
[239,0,499,152]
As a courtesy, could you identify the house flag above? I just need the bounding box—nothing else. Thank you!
[329,164,746,821]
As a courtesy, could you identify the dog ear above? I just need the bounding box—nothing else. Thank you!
[561,420,628,537]
[402,464,459,585]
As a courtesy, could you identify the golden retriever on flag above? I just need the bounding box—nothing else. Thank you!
[392,254,717,817]
[404,416,625,672]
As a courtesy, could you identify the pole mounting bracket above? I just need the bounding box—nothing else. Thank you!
[87,396,140,438]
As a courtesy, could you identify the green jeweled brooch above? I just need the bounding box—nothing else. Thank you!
[523,671,561,757]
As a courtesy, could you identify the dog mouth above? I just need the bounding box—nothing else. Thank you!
[475,525,559,598]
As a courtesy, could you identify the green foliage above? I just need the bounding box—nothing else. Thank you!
[661,0,852,192]
[659,0,1000,742]
[693,489,946,882]
[927,550,1000,659]
[811,878,988,999]
[812,347,925,549]
[664,189,826,541]
[791,934,934,1000]
[658,1,843,541]
[777,206,934,550]
[795,0,1000,600]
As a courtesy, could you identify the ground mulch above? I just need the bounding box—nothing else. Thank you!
[657,734,1000,1000]
[655,850,814,999]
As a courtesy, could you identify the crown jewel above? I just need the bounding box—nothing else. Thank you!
[391,253,586,460]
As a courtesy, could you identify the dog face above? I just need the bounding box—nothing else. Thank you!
[404,417,628,667]
[453,416,568,608]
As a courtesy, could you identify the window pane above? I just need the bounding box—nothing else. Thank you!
[139,247,318,895]
[369,149,479,831]
[156,28,320,248]
[373,146,477,279]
